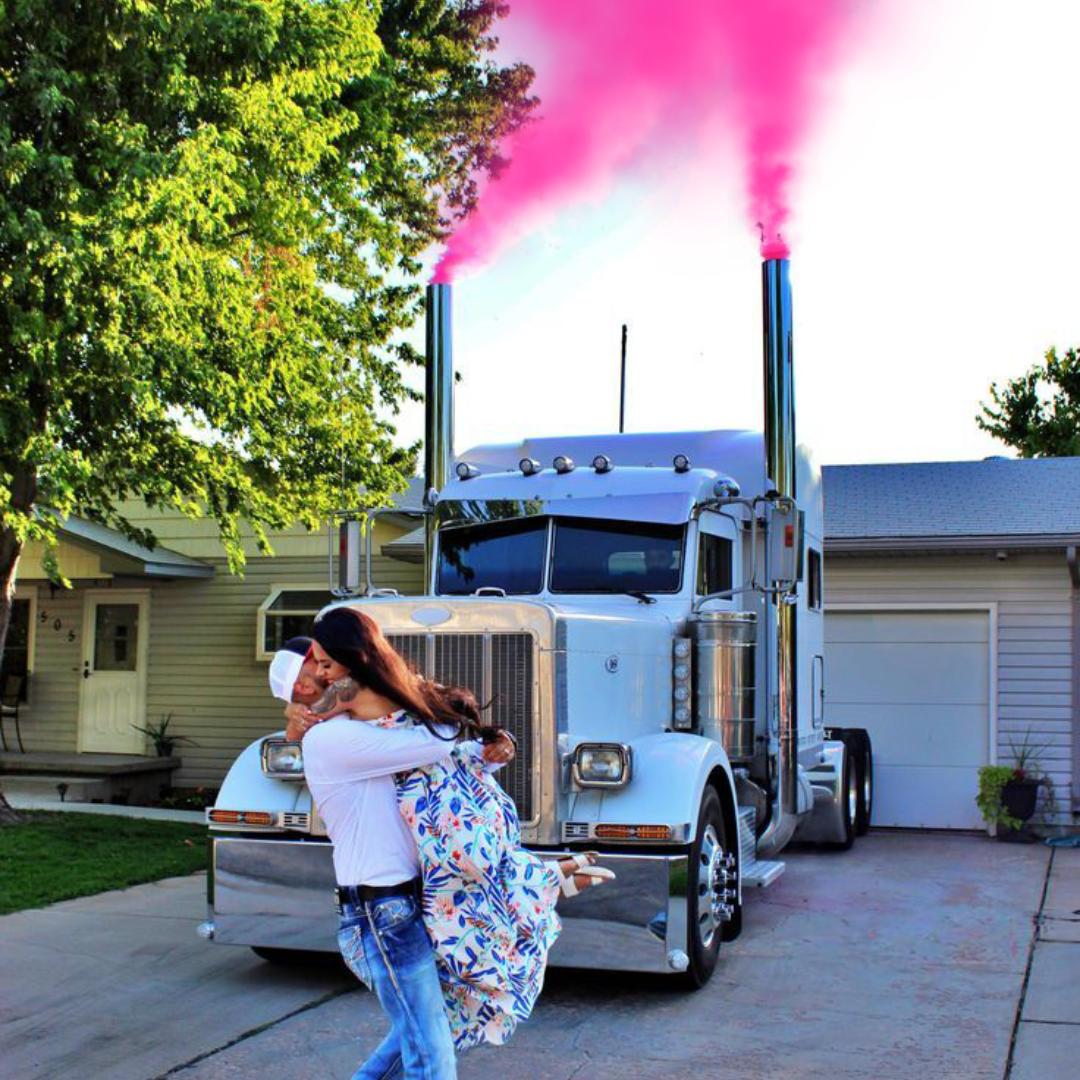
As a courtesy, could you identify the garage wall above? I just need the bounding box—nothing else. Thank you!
[824,553,1073,823]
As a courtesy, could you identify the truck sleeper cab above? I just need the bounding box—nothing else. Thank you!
[206,430,869,987]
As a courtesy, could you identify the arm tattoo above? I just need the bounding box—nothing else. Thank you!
[311,676,360,715]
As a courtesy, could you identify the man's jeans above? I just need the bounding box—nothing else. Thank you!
[337,895,457,1080]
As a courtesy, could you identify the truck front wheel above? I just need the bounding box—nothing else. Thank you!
[681,787,735,989]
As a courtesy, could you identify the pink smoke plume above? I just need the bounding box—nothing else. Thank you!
[434,0,861,281]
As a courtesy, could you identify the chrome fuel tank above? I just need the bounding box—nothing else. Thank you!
[691,611,757,761]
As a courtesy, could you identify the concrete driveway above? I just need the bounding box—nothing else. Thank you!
[0,832,1066,1080]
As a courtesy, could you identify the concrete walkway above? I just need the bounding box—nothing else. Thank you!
[0,833,1060,1080]
[1009,845,1080,1079]
[7,795,204,823]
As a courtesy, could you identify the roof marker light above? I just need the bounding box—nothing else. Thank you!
[553,456,575,474]
[592,455,613,474]
[455,462,480,480]
[673,454,691,473]
[519,458,541,476]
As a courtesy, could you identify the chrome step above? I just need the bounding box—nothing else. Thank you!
[742,859,786,888]
[737,804,786,889]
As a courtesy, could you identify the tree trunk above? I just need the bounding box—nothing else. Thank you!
[0,524,23,666]
[0,461,37,662]
[0,463,37,826]
[0,790,21,824]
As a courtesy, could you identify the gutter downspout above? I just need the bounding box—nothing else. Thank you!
[1068,546,1080,816]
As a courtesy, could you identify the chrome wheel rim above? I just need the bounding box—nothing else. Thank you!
[847,758,858,825]
[863,764,872,818]
[697,824,724,949]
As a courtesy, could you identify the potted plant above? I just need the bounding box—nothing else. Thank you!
[131,713,198,758]
[976,729,1046,838]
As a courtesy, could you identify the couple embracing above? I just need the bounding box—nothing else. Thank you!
[268,607,612,1080]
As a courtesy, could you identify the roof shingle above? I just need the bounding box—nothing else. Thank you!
[822,457,1080,543]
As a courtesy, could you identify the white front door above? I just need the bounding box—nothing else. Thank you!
[78,591,150,754]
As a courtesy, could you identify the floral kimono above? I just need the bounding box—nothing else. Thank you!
[373,711,562,1051]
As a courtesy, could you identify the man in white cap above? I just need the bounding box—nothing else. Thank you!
[268,636,330,739]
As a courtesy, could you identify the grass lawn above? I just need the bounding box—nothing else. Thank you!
[0,812,208,915]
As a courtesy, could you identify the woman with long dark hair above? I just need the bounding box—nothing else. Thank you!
[297,606,609,1080]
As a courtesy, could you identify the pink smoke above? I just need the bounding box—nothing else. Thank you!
[434,0,861,281]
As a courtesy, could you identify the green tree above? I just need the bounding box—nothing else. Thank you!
[0,1,535,658]
[978,347,1080,457]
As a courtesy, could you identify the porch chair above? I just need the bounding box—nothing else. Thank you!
[0,673,27,752]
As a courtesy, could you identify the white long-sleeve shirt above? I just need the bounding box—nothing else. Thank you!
[302,712,482,887]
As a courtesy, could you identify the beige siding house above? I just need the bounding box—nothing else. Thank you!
[6,456,1077,831]
[5,487,424,788]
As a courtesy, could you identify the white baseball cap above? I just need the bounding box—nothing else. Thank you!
[269,649,305,703]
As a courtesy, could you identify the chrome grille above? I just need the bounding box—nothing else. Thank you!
[386,632,536,821]
[391,634,427,673]
[490,634,533,818]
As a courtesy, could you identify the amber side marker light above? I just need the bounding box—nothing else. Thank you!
[594,824,671,841]
[207,809,277,827]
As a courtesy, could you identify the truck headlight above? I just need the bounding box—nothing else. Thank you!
[572,743,632,788]
[261,738,305,779]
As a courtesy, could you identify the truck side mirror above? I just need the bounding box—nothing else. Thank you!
[338,520,362,592]
[768,501,805,589]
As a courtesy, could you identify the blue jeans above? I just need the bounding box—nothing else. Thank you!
[337,895,457,1080]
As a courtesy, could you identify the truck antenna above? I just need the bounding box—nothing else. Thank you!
[619,323,628,433]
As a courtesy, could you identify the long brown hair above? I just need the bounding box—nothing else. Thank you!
[311,606,493,741]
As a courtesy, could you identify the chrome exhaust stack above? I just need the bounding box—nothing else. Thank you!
[756,258,799,857]
[424,283,454,590]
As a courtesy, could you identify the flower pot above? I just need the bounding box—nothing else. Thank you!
[1002,778,1040,823]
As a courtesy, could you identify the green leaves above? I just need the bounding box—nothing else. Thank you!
[0,1,536,578]
[978,347,1080,458]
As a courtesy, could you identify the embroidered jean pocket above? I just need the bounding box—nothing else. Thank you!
[336,925,372,989]
[370,896,417,933]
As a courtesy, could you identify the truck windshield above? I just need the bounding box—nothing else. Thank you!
[437,518,547,595]
[551,519,685,594]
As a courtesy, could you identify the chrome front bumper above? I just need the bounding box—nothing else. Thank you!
[207,837,690,974]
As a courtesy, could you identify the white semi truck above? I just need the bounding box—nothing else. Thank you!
[203,258,872,987]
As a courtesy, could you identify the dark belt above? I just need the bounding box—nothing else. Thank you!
[336,878,420,908]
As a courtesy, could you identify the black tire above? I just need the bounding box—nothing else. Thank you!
[680,788,736,989]
[849,729,874,836]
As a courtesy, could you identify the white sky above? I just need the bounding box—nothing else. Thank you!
[395,0,1080,468]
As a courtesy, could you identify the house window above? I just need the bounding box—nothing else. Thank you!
[697,534,733,597]
[3,595,33,701]
[257,588,337,659]
[808,547,822,611]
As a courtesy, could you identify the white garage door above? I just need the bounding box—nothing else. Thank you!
[825,610,991,830]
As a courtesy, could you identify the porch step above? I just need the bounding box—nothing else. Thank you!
[737,805,786,889]
[0,751,180,777]
[1,773,111,802]
[0,752,182,806]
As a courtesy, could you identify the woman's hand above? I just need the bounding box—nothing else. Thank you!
[284,702,322,742]
[481,730,516,766]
